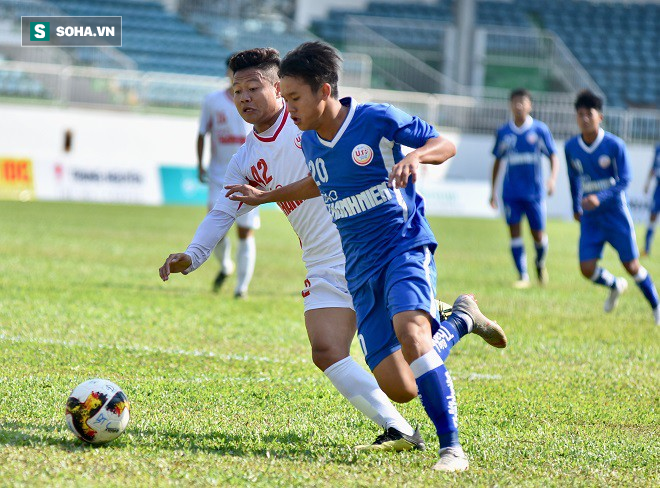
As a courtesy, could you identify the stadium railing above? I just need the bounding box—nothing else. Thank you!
[1,60,656,143]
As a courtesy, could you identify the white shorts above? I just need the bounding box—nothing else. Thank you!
[209,180,261,230]
[302,263,354,312]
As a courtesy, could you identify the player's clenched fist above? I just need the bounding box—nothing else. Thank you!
[159,253,192,281]
[389,156,419,189]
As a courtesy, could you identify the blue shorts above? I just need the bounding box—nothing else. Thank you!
[351,246,440,371]
[503,198,546,231]
[652,185,660,214]
[579,205,638,263]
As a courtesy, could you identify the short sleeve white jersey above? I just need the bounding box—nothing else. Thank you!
[198,89,251,184]
[214,107,345,271]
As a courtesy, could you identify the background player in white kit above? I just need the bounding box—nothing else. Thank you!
[197,55,260,298]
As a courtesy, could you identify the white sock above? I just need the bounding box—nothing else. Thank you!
[633,266,648,283]
[324,356,414,436]
[235,236,256,294]
[213,237,233,274]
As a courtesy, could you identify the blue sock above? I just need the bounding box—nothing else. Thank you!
[645,225,655,255]
[411,350,459,448]
[634,267,659,309]
[511,237,528,280]
[433,313,469,362]
[590,267,616,289]
[534,235,548,268]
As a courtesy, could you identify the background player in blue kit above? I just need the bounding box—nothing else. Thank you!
[565,90,660,324]
[490,88,559,288]
[642,143,660,256]
[227,41,508,472]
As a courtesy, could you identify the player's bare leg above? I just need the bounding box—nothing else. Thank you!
[372,351,417,404]
[304,308,424,451]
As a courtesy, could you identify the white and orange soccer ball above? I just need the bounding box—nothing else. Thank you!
[65,378,130,444]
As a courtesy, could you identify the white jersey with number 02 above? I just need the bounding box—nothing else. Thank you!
[215,107,344,270]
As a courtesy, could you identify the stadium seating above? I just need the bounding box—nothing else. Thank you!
[311,0,659,108]
[0,0,230,76]
[0,68,47,99]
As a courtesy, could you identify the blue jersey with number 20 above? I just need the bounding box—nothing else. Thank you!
[300,97,439,293]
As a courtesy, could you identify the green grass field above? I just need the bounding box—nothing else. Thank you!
[0,200,658,487]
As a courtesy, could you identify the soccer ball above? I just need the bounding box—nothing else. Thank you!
[65,378,130,444]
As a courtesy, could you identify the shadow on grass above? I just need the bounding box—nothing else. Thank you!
[0,421,359,465]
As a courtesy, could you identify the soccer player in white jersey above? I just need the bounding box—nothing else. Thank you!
[225,41,508,472]
[565,90,659,324]
[490,88,559,288]
[198,55,260,298]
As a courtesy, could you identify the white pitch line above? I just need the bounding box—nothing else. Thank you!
[0,334,502,381]
[0,333,309,365]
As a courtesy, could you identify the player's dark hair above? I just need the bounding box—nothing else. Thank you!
[574,89,603,112]
[225,53,235,68]
[510,88,532,101]
[229,48,280,78]
[279,41,341,98]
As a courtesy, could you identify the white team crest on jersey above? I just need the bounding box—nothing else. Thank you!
[598,155,611,168]
[526,132,538,145]
[502,134,517,151]
[294,132,302,149]
[352,144,373,166]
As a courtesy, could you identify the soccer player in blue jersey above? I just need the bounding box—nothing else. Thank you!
[226,41,508,472]
[565,90,660,324]
[490,88,559,288]
[642,143,660,256]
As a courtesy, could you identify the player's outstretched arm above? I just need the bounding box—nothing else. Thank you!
[547,154,560,196]
[490,158,502,209]
[196,135,207,183]
[159,253,192,281]
[225,175,320,205]
[389,136,456,188]
[159,208,235,281]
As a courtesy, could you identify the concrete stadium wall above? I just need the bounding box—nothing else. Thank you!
[0,103,656,221]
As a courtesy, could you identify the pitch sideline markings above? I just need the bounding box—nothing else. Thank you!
[0,334,502,381]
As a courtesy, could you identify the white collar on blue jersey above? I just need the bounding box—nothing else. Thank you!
[508,115,533,134]
[316,97,357,148]
[578,127,605,154]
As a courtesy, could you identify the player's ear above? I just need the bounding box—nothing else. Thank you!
[321,83,332,100]
[274,80,281,98]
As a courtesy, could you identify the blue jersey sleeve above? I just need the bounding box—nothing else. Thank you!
[383,105,439,148]
[565,144,582,215]
[595,139,630,205]
[539,123,557,157]
[492,129,504,158]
